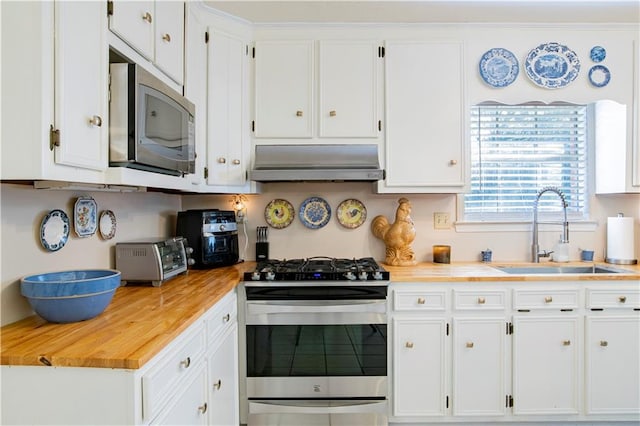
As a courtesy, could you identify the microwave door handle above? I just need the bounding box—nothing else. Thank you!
[246,300,386,315]
[249,400,388,415]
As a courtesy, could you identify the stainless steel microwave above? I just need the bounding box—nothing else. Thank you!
[109,63,195,176]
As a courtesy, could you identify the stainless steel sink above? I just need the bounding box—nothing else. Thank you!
[493,265,627,274]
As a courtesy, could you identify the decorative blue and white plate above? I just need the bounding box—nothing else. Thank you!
[524,42,580,89]
[40,209,70,252]
[479,48,519,88]
[588,65,611,88]
[299,197,331,229]
[74,196,97,238]
[590,46,606,63]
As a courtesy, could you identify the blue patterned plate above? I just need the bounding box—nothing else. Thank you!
[299,197,331,229]
[40,209,70,252]
[590,46,606,63]
[524,42,580,89]
[479,48,519,88]
[74,197,97,238]
[588,65,611,88]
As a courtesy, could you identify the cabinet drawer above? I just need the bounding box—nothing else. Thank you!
[513,289,579,310]
[393,289,446,311]
[143,322,206,421]
[586,289,640,309]
[206,290,237,342]
[453,289,507,310]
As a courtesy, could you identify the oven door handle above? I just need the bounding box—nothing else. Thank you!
[249,399,387,415]
[246,300,386,315]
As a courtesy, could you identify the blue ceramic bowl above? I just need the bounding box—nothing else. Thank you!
[21,270,121,323]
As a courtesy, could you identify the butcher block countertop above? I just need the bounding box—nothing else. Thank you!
[2,261,638,369]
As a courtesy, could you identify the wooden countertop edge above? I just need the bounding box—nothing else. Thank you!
[2,261,638,369]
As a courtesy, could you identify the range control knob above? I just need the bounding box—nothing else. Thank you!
[358,271,368,280]
[265,271,276,281]
[373,271,384,280]
[251,271,261,281]
[344,272,357,281]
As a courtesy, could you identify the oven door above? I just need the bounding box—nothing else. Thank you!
[245,299,387,399]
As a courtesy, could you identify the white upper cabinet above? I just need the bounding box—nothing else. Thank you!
[253,39,382,140]
[318,41,380,138]
[254,40,314,138]
[109,1,185,85]
[1,1,108,182]
[380,40,465,193]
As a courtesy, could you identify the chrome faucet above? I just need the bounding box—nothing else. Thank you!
[531,186,569,263]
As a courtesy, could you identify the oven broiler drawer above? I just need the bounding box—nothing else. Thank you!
[248,399,388,426]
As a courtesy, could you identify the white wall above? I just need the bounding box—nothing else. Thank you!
[0,184,181,325]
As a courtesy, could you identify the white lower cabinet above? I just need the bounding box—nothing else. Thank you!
[390,281,639,424]
[0,289,239,425]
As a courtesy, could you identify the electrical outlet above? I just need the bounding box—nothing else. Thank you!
[235,209,247,224]
[434,212,451,229]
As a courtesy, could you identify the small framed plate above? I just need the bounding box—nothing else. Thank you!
[588,65,611,88]
[299,197,331,229]
[40,209,70,252]
[99,210,117,240]
[479,48,519,88]
[74,196,97,238]
[336,199,367,229]
[524,42,580,89]
[265,199,295,229]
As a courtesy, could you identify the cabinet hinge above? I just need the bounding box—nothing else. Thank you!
[446,323,450,336]
[251,120,255,132]
[378,46,385,58]
[378,120,382,132]
[49,125,60,151]
[506,395,513,407]
[446,395,449,408]
[106,0,113,16]
[205,31,209,44]
[506,322,513,335]
[204,167,209,180]
[252,47,255,58]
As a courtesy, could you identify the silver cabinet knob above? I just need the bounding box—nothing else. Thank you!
[89,115,102,127]
[180,357,191,368]
[223,313,230,322]
[544,296,553,303]
[296,110,303,117]
[563,340,571,346]
[162,33,171,42]
[405,342,414,348]
[198,403,208,414]
[417,297,426,304]
[477,297,486,304]
[218,157,226,164]
[142,12,152,23]
[619,296,627,303]
[600,340,608,347]
[213,379,222,390]
[329,110,337,117]
[449,159,458,165]
[466,342,474,348]
[232,159,240,165]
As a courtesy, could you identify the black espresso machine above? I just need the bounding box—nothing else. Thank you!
[176,209,239,268]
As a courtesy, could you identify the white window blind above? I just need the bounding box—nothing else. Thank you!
[464,103,588,221]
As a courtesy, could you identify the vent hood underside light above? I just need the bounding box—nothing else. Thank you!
[249,144,385,182]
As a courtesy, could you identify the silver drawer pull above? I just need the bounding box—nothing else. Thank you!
[417,297,426,305]
[180,357,191,368]
[477,297,486,304]
[544,296,553,303]
[405,341,414,349]
[214,379,222,390]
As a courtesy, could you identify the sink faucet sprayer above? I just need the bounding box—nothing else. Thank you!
[532,186,569,263]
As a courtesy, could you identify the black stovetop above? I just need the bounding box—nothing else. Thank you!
[244,256,390,282]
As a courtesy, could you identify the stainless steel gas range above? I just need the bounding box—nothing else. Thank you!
[239,257,390,426]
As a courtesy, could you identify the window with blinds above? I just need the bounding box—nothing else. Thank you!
[464,103,588,221]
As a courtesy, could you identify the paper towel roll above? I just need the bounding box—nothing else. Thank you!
[606,216,637,264]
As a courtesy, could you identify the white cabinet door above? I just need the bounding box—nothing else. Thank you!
[108,0,154,60]
[382,41,465,193]
[452,318,507,416]
[586,315,640,414]
[392,317,447,417]
[319,41,380,138]
[183,4,208,187]
[150,361,208,426]
[208,31,248,187]
[208,324,240,426]
[54,0,108,171]
[154,1,184,84]
[512,315,580,415]
[254,40,314,138]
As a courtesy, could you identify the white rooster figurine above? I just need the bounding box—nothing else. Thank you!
[371,198,417,266]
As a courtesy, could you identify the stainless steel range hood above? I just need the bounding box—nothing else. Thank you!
[250,144,385,182]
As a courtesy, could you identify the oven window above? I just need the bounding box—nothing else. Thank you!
[247,324,387,377]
